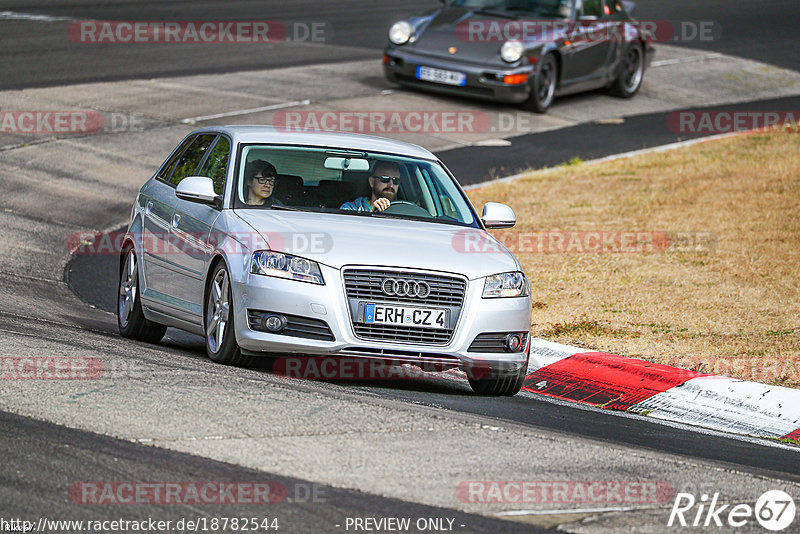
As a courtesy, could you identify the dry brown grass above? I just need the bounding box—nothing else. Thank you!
[467,132,800,387]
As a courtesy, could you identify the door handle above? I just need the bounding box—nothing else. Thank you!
[172,214,181,228]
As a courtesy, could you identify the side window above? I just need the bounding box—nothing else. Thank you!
[197,136,231,195]
[157,136,195,183]
[169,134,217,187]
[580,0,603,18]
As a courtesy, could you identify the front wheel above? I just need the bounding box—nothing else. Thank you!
[205,263,250,366]
[521,53,557,114]
[607,44,644,98]
[117,248,166,343]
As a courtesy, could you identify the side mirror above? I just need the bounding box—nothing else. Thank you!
[481,202,516,229]
[176,176,221,207]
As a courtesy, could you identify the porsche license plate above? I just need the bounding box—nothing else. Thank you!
[416,66,466,86]
[364,303,448,329]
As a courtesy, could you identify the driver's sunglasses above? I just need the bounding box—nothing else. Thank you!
[254,175,276,185]
[374,175,400,185]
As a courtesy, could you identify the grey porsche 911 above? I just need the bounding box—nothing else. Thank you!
[383,0,655,113]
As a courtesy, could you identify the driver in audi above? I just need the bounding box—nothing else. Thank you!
[340,161,400,212]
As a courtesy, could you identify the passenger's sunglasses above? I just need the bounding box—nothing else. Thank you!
[254,175,276,185]
[374,175,400,185]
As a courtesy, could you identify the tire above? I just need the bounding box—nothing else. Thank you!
[468,362,528,396]
[521,53,558,114]
[205,262,250,366]
[117,248,167,343]
[607,44,644,98]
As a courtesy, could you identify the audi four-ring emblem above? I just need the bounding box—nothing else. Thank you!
[381,278,431,298]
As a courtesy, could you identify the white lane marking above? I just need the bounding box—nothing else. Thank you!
[180,100,311,125]
[0,11,73,22]
[496,506,635,516]
[651,53,724,67]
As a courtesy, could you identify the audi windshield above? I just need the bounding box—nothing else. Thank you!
[233,145,480,228]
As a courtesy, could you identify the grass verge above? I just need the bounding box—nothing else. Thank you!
[466,132,800,387]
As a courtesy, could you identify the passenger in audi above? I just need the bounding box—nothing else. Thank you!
[340,161,400,212]
[245,159,284,207]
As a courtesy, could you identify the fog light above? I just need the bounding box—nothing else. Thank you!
[263,314,287,333]
[505,333,523,352]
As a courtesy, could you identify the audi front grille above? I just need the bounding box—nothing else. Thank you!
[343,268,466,345]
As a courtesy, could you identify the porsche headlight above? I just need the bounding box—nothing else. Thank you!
[251,251,324,285]
[389,21,413,45]
[500,40,525,63]
[483,271,529,298]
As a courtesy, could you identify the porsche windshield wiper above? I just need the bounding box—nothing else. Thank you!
[474,8,520,19]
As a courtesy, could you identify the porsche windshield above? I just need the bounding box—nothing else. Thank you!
[234,145,479,227]
[453,0,571,18]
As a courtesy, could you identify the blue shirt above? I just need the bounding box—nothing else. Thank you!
[339,196,373,212]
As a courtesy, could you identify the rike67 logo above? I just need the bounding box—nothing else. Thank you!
[668,490,795,531]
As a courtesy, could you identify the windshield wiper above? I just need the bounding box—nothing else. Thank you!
[474,8,520,19]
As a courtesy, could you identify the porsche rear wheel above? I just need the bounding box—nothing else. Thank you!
[608,44,644,98]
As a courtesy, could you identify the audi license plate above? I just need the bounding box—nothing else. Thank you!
[364,303,447,330]
[416,66,466,86]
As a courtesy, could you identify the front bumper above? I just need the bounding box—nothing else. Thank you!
[383,47,535,104]
[233,264,531,374]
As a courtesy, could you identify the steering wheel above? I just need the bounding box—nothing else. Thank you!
[381,201,431,217]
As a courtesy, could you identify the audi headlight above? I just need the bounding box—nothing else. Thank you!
[483,271,529,298]
[500,40,525,63]
[389,21,413,45]
[251,251,324,285]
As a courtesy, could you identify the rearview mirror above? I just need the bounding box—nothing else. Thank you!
[481,202,516,229]
[175,176,221,207]
[323,157,370,171]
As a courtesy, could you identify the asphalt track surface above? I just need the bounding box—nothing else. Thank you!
[0,410,550,533]
[66,251,800,481]
[0,0,797,90]
[3,0,800,531]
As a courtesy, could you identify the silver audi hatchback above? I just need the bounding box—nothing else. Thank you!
[118,126,531,395]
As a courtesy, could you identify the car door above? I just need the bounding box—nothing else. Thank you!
[561,0,614,86]
[139,135,193,304]
[170,134,231,319]
[143,133,217,319]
